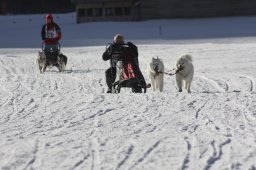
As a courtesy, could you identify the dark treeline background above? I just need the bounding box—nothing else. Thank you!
[0,0,74,14]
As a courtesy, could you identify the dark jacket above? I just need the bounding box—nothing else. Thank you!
[103,43,124,68]
[102,42,138,67]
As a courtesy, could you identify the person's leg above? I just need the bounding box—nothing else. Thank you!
[43,44,59,65]
[44,44,58,52]
[52,44,59,52]
[43,44,51,52]
[105,67,116,93]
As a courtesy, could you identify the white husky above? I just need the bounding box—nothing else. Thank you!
[175,54,194,93]
[147,57,164,92]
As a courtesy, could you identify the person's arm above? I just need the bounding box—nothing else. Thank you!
[102,44,114,61]
[102,49,111,61]
[127,42,138,58]
[41,25,46,40]
[55,23,62,41]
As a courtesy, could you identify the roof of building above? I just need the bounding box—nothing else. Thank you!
[70,0,129,3]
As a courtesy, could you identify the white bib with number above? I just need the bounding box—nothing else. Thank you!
[45,27,57,39]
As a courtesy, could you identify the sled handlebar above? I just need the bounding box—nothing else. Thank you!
[42,42,61,52]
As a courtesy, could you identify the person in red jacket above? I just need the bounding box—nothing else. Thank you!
[41,13,61,52]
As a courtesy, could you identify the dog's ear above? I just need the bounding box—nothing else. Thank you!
[153,56,159,60]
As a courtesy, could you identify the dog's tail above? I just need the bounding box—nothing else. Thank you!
[182,54,193,63]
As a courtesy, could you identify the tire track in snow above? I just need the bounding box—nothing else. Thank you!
[3,93,23,123]
[1,95,15,123]
[240,75,255,92]
[203,139,231,170]
[0,59,12,74]
[23,139,39,170]
[183,95,222,170]
[115,145,134,170]
[236,94,256,128]
[17,98,37,120]
[112,98,158,170]
[181,137,192,170]
[90,124,101,170]
[71,154,90,170]
[89,96,106,170]
[113,97,160,169]
[200,76,226,93]
[134,103,158,134]
[195,99,210,119]
[128,140,161,170]
[9,58,18,74]
[86,108,115,120]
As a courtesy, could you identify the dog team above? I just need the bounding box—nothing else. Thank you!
[100,34,194,93]
[147,54,194,93]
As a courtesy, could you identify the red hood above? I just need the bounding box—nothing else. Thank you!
[45,13,53,24]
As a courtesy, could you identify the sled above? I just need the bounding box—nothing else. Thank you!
[110,44,150,93]
[37,43,67,73]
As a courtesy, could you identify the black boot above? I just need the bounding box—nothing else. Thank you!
[107,88,112,93]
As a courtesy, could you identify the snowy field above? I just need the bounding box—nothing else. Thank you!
[0,13,256,170]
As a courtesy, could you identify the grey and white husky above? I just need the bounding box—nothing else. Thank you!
[36,51,67,73]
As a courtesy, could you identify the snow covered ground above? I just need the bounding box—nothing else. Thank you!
[0,13,256,170]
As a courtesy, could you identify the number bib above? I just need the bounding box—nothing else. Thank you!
[45,27,57,39]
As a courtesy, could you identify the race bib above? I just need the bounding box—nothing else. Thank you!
[45,29,57,39]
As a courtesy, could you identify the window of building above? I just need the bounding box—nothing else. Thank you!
[95,8,103,16]
[105,8,113,16]
[78,8,86,17]
[115,7,123,16]
[87,8,93,17]
[124,7,131,15]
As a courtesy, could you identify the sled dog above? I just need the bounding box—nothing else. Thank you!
[147,56,164,92]
[36,51,67,73]
[36,51,47,73]
[175,54,194,93]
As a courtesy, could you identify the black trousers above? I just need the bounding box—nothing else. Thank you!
[105,67,116,89]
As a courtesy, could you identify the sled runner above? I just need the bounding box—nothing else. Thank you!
[37,43,67,73]
[109,43,150,93]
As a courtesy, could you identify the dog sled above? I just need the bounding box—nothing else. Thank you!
[109,43,150,93]
[37,43,67,73]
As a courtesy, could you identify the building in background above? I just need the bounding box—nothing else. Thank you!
[71,0,256,23]
[70,0,140,23]
[0,0,7,14]
[0,0,74,15]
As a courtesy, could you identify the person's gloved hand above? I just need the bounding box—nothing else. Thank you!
[111,54,121,60]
